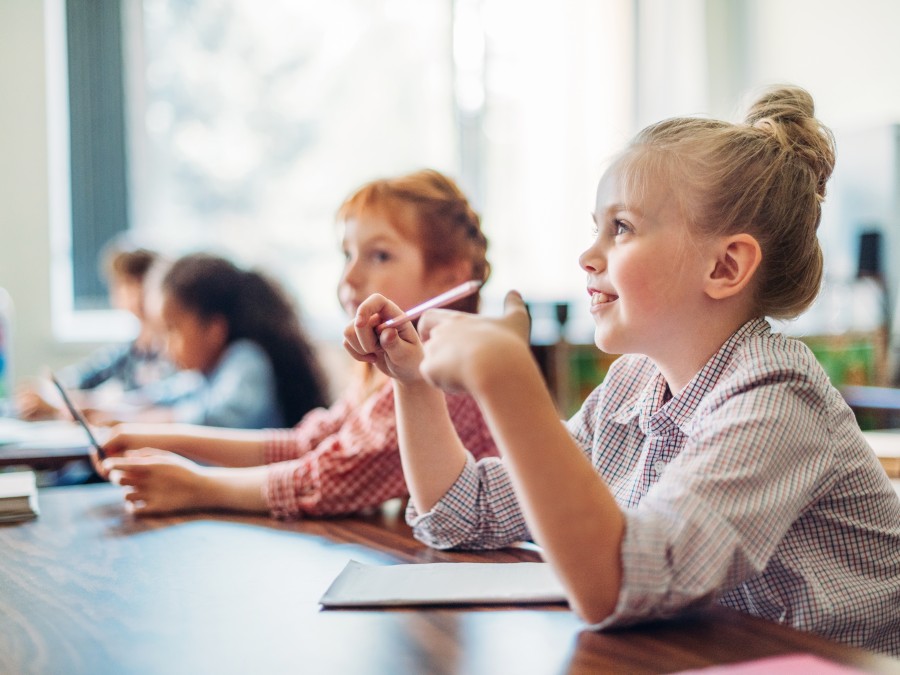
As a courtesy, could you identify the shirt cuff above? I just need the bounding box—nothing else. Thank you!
[405,454,482,549]
[264,428,305,464]
[264,461,303,520]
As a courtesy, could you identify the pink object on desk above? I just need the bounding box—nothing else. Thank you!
[675,653,866,674]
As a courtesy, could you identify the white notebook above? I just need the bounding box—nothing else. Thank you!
[319,560,568,607]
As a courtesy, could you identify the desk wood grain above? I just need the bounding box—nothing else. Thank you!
[1,484,897,674]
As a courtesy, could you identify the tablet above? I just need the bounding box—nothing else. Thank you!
[49,375,106,460]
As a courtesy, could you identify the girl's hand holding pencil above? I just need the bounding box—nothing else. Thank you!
[416,290,531,395]
[344,293,427,384]
[345,286,532,396]
[344,280,484,384]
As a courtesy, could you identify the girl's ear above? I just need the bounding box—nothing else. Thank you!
[705,233,762,300]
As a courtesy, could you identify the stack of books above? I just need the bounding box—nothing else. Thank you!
[0,470,40,522]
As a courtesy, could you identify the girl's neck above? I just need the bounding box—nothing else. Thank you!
[654,313,757,395]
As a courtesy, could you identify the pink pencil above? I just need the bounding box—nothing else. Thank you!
[377,280,482,332]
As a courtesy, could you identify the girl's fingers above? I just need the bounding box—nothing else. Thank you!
[352,294,391,352]
[125,447,167,458]
[123,488,145,502]
[417,308,460,342]
[115,471,145,489]
[342,338,377,363]
[89,448,107,478]
[102,452,162,475]
[103,458,142,475]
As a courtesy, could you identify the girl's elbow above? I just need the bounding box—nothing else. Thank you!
[569,589,618,625]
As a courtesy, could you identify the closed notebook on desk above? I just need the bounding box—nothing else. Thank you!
[320,560,568,607]
[0,470,39,522]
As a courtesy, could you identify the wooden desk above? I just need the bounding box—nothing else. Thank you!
[1,484,897,674]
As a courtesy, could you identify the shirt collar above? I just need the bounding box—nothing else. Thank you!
[612,318,771,435]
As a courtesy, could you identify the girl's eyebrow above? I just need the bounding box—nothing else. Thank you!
[355,234,402,248]
[342,234,398,250]
[593,203,631,222]
[609,203,645,219]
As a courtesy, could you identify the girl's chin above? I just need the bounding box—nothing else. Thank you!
[592,328,624,355]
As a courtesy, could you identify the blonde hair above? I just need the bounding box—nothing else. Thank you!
[616,85,836,319]
[337,169,490,313]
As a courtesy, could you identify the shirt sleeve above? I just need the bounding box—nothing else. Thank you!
[405,389,601,550]
[597,370,838,628]
[58,343,132,390]
[262,394,355,463]
[264,384,499,519]
[172,341,282,429]
[406,452,531,549]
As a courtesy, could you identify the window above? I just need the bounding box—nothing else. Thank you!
[57,0,635,341]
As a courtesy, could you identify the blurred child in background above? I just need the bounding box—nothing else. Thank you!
[115,252,330,429]
[17,244,175,420]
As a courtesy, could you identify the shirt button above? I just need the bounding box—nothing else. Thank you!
[653,460,666,476]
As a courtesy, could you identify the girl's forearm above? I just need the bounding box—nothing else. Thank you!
[393,379,469,513]
[470,350,624,624]
[115,424,268,467]
[200,466,271,513]
[171,426,268,466]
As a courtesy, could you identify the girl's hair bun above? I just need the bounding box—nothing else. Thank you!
[745,85,836,199]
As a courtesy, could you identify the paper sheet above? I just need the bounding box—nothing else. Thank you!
[319,560,568,607]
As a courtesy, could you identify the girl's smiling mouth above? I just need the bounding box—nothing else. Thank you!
[589,289,618,306]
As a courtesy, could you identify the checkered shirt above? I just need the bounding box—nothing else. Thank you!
[408,318,900,655]
[263,379,497,518]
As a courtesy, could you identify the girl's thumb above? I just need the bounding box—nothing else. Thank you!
[502,290,531,337]
[503,290,526,315]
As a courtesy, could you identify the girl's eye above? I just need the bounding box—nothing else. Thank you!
[371,250,392,263]
[613,220,630,236]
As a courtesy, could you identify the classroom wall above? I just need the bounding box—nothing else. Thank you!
[0,0,70,386]
[4,0,900,386]
[746,0,900,129]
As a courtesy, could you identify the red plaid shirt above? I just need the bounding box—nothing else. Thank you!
[408,319,900,656]
[263,379,497,518]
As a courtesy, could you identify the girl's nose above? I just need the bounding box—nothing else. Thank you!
[340,259,360,288]
[578,239,605,273]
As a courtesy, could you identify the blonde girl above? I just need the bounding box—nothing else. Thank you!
[345,87,900,655]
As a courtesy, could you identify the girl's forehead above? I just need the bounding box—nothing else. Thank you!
[594,167,642,212]
[341,209,419,248]
[594,155,671,212]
